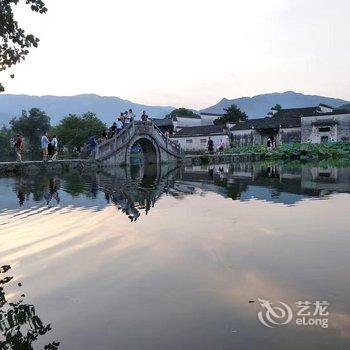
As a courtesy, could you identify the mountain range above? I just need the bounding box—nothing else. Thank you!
[201,91,349,117]
[0,94,173,126]
[0,91,349,126]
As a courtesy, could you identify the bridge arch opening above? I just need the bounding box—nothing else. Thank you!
[128,136,160,165]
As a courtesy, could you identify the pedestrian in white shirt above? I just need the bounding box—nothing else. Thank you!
[124,110,130,125]
[51,135,58,160]
[116,118,123,133]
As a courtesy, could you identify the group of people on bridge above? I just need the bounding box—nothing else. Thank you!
[101,109,150,141]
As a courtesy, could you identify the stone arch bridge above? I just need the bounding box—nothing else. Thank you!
[94,121,182,166]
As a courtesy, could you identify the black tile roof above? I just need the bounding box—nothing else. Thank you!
[230,106,344,131]
[302,108,350,117]
[273,107,319,118]
[231,115,302,131]
[319,103,334,109]
[200,112,224,116]
[152,118,174,127]
[175,114,201,119]
[172,124,227,137]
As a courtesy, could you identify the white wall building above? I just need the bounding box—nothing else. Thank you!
[301,104,350,143]
[171,125,229,152]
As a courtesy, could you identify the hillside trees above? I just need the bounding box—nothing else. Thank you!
[52,112,106,151]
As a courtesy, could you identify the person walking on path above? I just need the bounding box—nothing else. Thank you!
[14,134,24,162]
[207,137,214,154]
[41,131,49,161]
[51,135,59,160]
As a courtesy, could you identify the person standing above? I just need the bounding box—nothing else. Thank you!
[111,122,117,134]
[102,129,108,140]
[141,110,149,123]
[116,118,123,133]
[217,138,225,153]
[207,137,214,154]
[119,112,125,126]
[88,136,97,157]
[41,131,49,161]
[124,110,130,125]
[267,137,272,150]
[14,134,24,162]
[47,136,53,159]
[128,109,135,122]
[51,135,59,160]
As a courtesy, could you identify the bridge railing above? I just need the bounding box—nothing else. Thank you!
[94,120,182,161]
[141,121,182,157]
[95,122,134,160]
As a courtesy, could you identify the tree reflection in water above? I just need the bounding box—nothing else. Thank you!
[0,265,59,350]
[6,162,348,221]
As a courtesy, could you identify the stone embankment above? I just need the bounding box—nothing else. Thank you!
[0,153,263,173]
[0,159,97,174]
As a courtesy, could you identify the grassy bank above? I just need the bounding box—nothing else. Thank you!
[224,142,350,161]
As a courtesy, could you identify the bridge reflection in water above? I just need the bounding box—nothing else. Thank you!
[2,162,350,217]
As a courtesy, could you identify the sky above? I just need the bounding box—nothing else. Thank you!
[1,0,350,109]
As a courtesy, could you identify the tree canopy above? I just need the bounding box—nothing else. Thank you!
[272,104,282,111]
[166,108,200,119]
[267,104,283,117]
[214,104,248,125]
[0,126,13,160]
[0,0,47,92]
[10,108,51,155]
[52,112,106,150]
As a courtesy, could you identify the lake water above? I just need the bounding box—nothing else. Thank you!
[1,162,350,350]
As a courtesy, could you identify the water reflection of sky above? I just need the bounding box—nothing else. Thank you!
[1,163,350,349]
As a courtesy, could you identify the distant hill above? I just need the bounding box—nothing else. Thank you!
[341,103,350,110]
[0,94,174,126]
[201,91,349,118]
[1,91,349,126]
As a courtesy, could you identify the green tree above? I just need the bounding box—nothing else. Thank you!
[0,0,47,92]
[214,104,248,125]
[165,108,200,119]
[53,112,106,151]
[0,126,13,161]
[10,108,51,158]
[267,104,282,117]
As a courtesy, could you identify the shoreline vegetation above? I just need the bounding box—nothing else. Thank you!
[222,142,350,161]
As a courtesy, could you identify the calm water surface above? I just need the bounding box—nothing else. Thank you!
[1,162,350,350]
